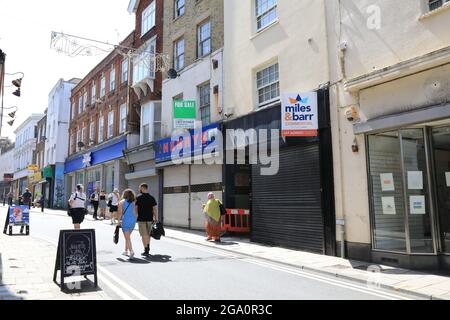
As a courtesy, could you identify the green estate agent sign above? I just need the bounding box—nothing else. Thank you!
[173,100,196,129]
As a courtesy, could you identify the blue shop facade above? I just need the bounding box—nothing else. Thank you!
[63,136,130,207]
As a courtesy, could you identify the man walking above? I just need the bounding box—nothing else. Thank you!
[135,183,158,256]
[7,191,13,206]
[90,188,100,220]
[22,189,32,209]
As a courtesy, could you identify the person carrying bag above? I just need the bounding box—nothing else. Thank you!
[68,184,87,230]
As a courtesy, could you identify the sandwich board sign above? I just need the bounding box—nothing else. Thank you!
[53,229,98,291]
[3,205,30,236]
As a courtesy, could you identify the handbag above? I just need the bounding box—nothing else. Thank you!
[218,201,227,216]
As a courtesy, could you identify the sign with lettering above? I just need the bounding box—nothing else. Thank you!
[154,123,220,163]
[3,206,30,235]
[281,92,318,137]
[53,229,98,291]
[173,100,197,129]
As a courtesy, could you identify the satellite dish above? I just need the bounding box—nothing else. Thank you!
[167,68,178,79]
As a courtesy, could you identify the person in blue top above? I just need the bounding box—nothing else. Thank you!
[117,189,137,259]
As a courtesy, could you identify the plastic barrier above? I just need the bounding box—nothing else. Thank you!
[223,209,250,233]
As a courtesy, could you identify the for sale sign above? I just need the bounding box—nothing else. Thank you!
[173,100,197,129]
[281,92,318,137]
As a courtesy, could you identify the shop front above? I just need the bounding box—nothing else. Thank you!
[357,117,450,269]
[64,136,129,205]
[223,88,336,255]
[154,123,223,230]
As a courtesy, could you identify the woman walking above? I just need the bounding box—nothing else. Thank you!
[202,193,223,243]
[117,189,137,259]
[99,190,107,220]
[109,188,120,225]
[68,184,87,230]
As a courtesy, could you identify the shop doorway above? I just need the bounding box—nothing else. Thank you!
[432,126,450,254]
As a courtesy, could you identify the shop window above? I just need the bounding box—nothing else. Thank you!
[368,129,434,254]
[105,165,115,193]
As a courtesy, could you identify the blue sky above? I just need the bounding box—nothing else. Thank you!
[0,0,134,140]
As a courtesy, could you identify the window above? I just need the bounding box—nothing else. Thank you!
[81,127,86,145]
[174,38,185,71]
[83,89,88,107]
[256,0,277,30]
[107,111,114,138]
[141,102,162,144]
[110,65,116,93]
[119,104,127,134]
[175,0,185,18]
[71,102,75,120]
[141,1,156,36]
[98,116,104,143]
[199,83,211,125]
[256,63,280,107]
[198,20,211,57]
[78,95,83,114]
[89,122,95,144]
[121,59,128,83]
[76,129,81,149]
[100,74,106,98]
[429,0,450,11]
[133,37,157,84]
[70,134,75,154]
[91,81,97,103]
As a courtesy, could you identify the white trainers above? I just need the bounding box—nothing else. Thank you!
[122,251,129,257]
[129,251,135,259]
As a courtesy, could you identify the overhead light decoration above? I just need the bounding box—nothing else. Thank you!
[8,111,16,118]
[12,78,22,88]
[7,119,15,126]
[13,88,21,97]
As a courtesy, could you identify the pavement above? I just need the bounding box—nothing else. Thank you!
[1,205,449,300]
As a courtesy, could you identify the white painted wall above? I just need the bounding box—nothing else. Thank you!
[223,0,329,117]
[45,79,78,166]
[0,148,14,178]
[161,49,224,136]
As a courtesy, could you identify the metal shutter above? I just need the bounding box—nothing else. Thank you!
[251,143,324,253]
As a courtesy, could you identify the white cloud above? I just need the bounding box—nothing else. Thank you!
[0,0,134,140]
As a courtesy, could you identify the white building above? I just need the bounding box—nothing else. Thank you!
[0,142,15,198]
[44,78,79,208]
[13,113,45,197]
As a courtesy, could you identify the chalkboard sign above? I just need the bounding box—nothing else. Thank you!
[53,229,98,291]
[3,206,30,236]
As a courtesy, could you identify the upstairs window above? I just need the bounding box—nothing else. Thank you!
[78,95,83,114]
[133,37,157,85]
[98,116,104,143]
[199,83,211,125]
[141,102,161,145]
[174,38,185,71]
[110,66,116,93]
[83,89,88,107]
[142,1,156,36]
[89,122,95,144]
[175,0,185,18]
[119,104,127,134]
[429,0,450,10]
[256,0,277,31]
[100,74,106,98]
[121,59,129,83]
[197,20,211,58]
[256,62,280,107]
[107,110,114,138]
[91,80,97,103]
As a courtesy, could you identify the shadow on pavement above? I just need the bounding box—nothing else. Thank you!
[0,253,24,300]
[143,254,172,263]
[215,241,239,246]
[60,278,103,294]
[116,257,151,264]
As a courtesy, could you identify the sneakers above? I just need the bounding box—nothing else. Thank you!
[129,251,135,259]
[122,251,129,257]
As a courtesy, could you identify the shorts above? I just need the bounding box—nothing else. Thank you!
[70,208,86,224]
[109,205,118,213]
[138,221,153,237]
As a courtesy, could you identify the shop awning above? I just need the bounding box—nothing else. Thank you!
[124,169,156,180]
[353,102,450,134]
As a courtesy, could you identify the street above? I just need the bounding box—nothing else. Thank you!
[3,206,419,301]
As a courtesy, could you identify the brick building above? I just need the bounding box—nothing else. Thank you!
[124,0,164,197]
[64,32,139,199]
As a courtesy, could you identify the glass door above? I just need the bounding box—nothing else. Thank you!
[432,126,450,253]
